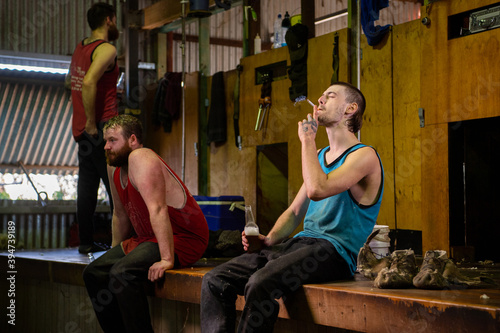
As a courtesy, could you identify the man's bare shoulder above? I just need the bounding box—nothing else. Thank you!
[344,145,381,173]
[94,41,116,54]
[128,148,157,164]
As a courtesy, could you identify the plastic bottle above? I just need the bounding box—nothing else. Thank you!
[281,11,291,47]
[273,14,283,49]
[244,205,260,252]
[254,33,261,54]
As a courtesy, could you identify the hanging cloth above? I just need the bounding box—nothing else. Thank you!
[152,72,182,132]
[207,71,227,145]
[331,33,339,85]
[360,0,391,46]
[285,23,308,102]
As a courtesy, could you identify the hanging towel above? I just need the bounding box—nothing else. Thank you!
[152,72,182,132]
[360,0,391,46]
[207,71,227,144]
[285,23,308,102]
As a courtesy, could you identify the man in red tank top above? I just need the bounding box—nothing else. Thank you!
[83,115,209,333]
[67,3,120,254]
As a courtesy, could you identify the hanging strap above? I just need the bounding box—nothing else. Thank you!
[233,64,243,149]
[331,33,339,84]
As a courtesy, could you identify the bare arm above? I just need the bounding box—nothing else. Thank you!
[266,184,310,244]
[242,184,310,251]
[82,43,116,137]
[298,113,380,201]
[107,166,132,247]
[127,149,175,282]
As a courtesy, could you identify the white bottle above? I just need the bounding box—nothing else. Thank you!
[254,33,261,54]
[273,14,283,49]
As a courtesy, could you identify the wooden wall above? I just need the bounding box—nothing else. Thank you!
[361,20,424,233]
[148,29,353,234]
[210,29,351,233]
[359,31,396,231]
[144,72,199,195]
[419,0,500,252]
[146,0,500,254]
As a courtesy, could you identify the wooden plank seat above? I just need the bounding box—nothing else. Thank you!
[1,249,499,332]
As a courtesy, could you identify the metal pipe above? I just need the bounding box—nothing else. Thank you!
[180,0,188,182]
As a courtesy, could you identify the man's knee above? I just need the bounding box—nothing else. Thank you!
[82,261,99,285]
[202,268,238,303]
[202,269,223,295]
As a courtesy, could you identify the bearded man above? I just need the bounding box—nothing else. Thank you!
[83,115,209,333]
[68,2,121,254]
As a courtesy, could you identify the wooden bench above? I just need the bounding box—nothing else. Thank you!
[1,249,499,332]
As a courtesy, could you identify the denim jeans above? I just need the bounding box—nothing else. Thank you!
[77,125,112,245]
[82,242,161,333]
[200,237,352,333]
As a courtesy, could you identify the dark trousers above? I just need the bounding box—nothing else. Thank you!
[200,237,352,333]
[82,242,161,333]
[77,127,112,245]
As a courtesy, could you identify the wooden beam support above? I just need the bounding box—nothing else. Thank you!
[172,33,243,47]
[143,0,216,30]
[348,0,360,86]
[301,0,315,38]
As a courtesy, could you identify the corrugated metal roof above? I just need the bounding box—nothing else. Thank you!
[0,72,78,175]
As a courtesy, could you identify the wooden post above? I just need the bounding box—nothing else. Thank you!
[347,0,359,86]
[300,0,315,38]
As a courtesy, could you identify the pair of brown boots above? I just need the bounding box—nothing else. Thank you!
[358,236,489,289]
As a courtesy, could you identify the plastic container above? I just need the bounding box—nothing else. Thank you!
[273,14,283,48]
[281,11,291,46]
[291,14,301,26]
[194,196,245,231]
[254,33,261,54]
[369,225,391,259]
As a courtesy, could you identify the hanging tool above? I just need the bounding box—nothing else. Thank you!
[233,64,243,149]
[255,73,272,131]
[18,161,48,207]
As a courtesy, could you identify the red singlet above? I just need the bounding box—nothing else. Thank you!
[70,39,119,140]
[114,152,209,267]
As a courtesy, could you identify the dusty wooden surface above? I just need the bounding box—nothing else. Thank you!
[1,248,499,332]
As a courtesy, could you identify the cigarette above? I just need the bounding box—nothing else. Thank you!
[307,99,315,107]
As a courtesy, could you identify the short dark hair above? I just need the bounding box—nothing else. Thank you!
[104,115,143,144]
[334,82,366,133]
[87,2,116,31]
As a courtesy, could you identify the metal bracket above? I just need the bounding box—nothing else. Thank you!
[418,108,425,128]
[127,9,143,30]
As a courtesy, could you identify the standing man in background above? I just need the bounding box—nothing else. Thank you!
[68,2,120,254]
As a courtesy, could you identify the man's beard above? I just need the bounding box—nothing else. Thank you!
[106,145,132,167]
[108,24,119,42]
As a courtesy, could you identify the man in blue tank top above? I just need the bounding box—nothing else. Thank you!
[201,82,384,333]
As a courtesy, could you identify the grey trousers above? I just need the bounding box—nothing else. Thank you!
[200,237,352,333]
[82,242,161,333]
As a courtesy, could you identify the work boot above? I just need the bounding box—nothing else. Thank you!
[357,229,391,280]
[374,249,418,288]
[413,250,449,289]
